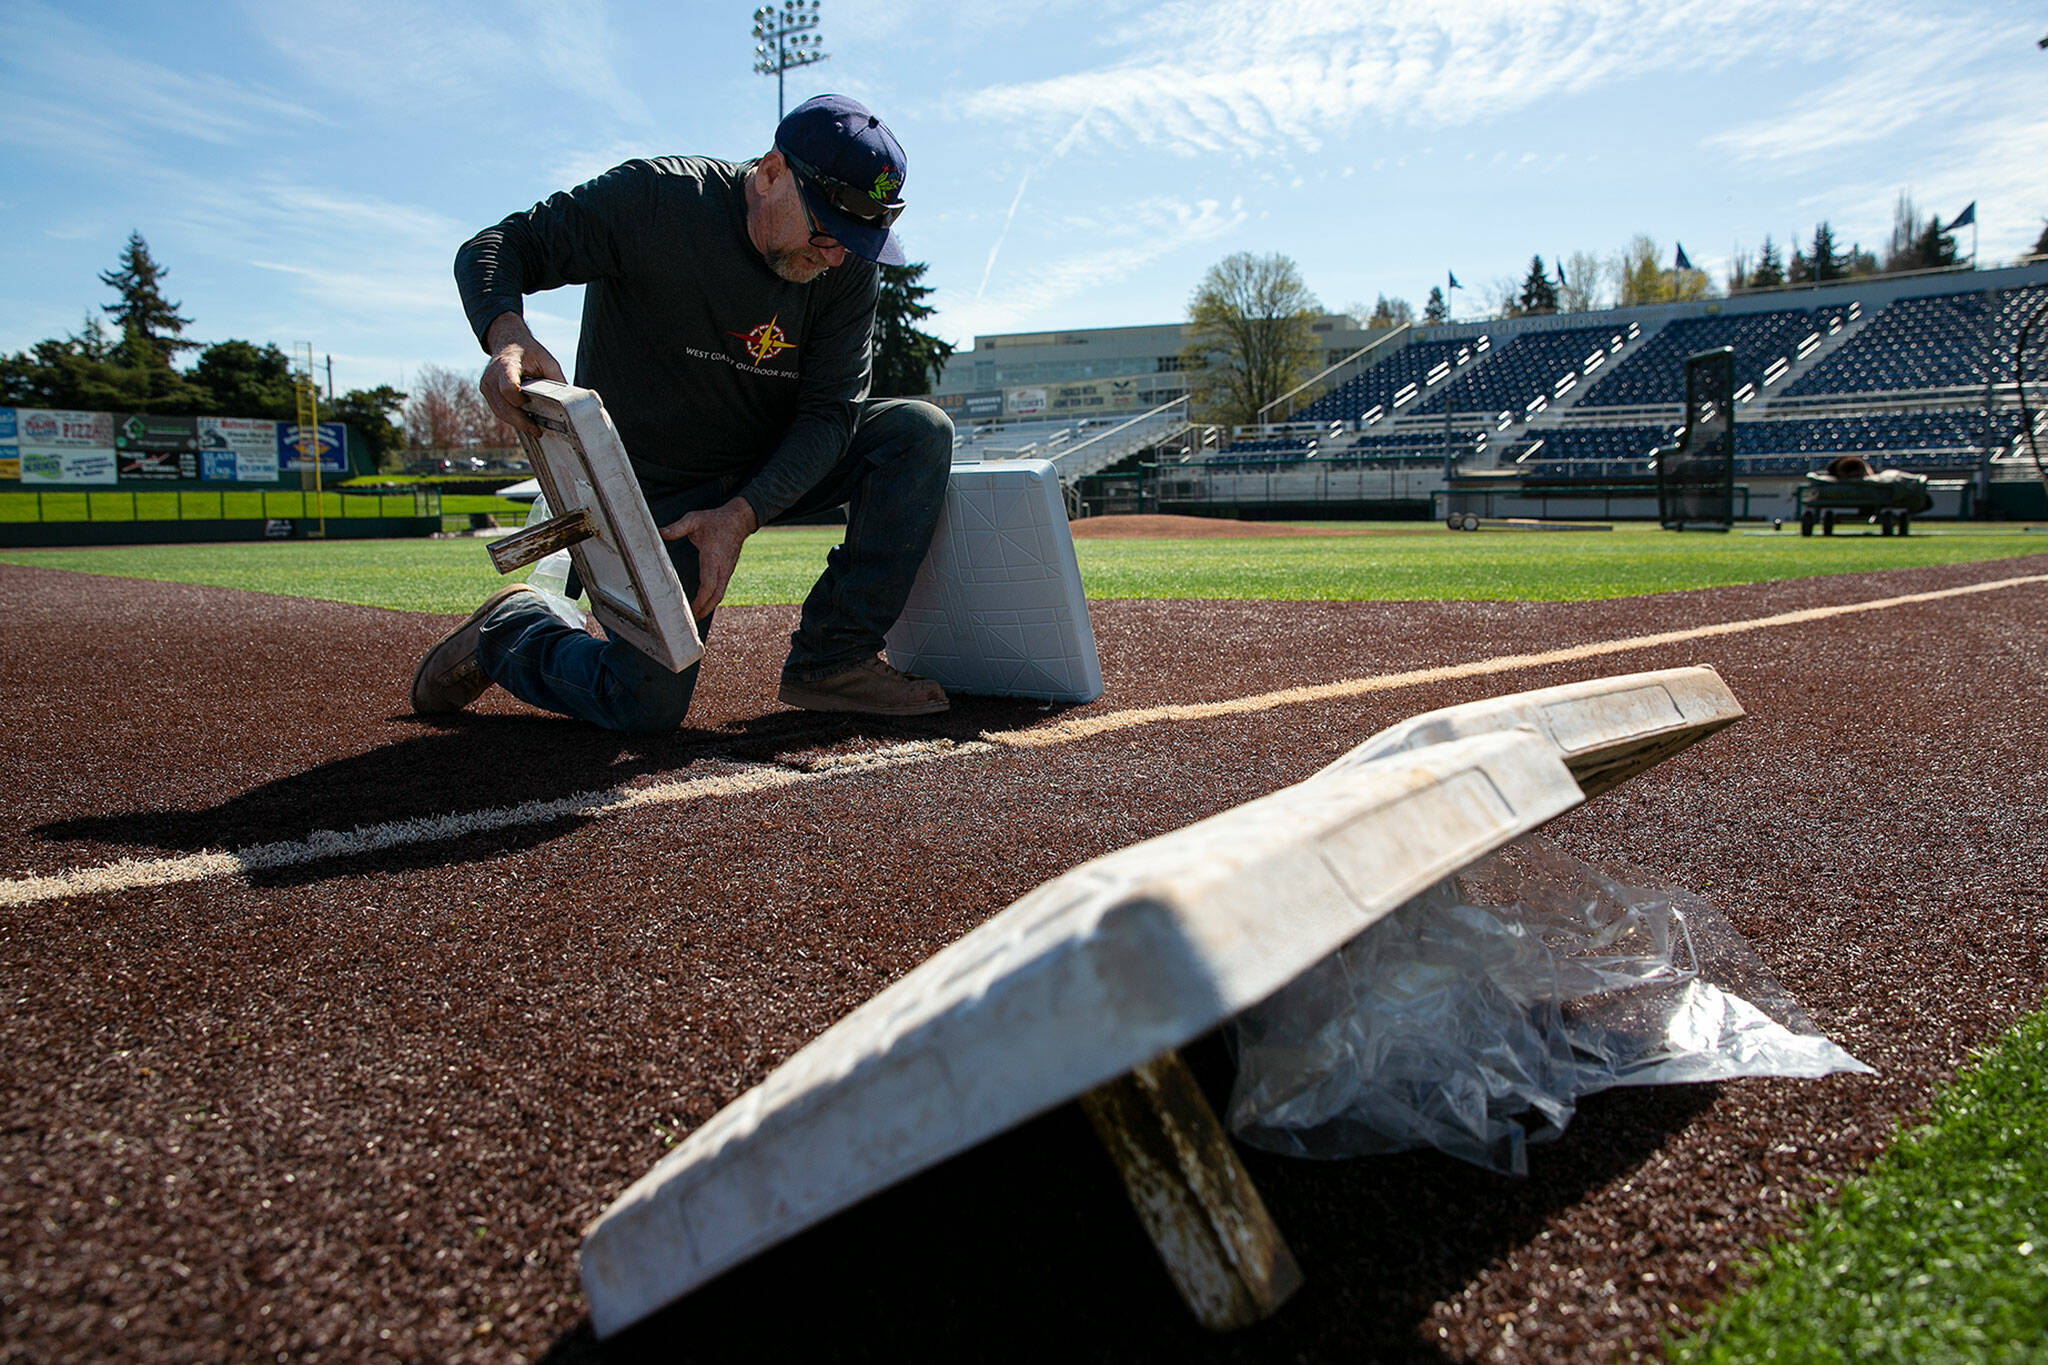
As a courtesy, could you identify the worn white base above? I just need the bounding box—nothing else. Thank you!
[579,728,1581,1337]
[1317,666,1743,800]
[514,380,700,673]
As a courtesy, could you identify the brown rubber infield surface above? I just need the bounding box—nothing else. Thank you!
[4,554,2048,1363]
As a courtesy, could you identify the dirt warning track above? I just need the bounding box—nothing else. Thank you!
[3,554,2047,1363]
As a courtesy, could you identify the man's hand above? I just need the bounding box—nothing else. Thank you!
[661,497,759,618]
[480,313,567,436]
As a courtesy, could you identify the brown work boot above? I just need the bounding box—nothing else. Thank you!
[410,583,537,714]
[777,655,950,716]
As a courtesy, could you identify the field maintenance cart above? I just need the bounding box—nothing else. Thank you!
[1795,462,1934,536]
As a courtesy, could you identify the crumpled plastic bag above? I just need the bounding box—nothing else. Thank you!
[1227,837,1871,1175]
[521,490,595,630]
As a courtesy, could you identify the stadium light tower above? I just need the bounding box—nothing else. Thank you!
[753,1,827,120]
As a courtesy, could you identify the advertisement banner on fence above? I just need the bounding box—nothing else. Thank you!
[1043,377,1148,416]
[118,450,197,480]
[116,413,199,454]
[17,409,115,449]
[19,447,118,485]
[1009,387,1048,417]
[277,421,347,473]
[0,409,15,442]
[0,445,17,481]
[930,390,1006,421]
[197,416,280,482]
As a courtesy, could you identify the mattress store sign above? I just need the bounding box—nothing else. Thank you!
[197,416,281,482]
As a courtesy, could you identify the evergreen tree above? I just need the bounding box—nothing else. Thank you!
[1750,236,1786,289]
[192,340,299,418]
[98,231,195,360]
[1423,286,1449,324]
[1911,217,1960,271]
[1516,255,1559,315]
[1788,244,1812,285]
[871,262,955,398]
[326,385,409,469]
[2034,219,2048,259]
[1809,222,1842,282]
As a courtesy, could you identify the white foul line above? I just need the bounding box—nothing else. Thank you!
[5,572,2042,909]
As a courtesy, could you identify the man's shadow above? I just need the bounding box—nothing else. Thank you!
[537,1033,1721,1363]
[36,696,1067,888]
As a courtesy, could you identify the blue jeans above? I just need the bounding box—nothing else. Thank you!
[476,398,953,732]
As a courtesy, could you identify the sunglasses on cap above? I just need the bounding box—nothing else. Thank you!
[780,148,905,229]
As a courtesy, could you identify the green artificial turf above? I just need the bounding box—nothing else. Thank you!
[0,521,2040,616]
[1673,1008,2048,1363]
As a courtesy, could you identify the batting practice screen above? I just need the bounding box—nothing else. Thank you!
[1657,347,1736,530]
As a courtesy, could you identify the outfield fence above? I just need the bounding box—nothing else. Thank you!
[0,488,443,524]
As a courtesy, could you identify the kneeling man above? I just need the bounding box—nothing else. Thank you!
[413,94,951,731]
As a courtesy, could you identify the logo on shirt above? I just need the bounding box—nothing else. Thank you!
[729,315,797,365]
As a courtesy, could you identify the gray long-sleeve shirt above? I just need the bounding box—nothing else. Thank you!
[455,155,877,524]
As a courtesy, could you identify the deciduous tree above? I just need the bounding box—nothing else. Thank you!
[1359,294,1414,329]
[1182,252,1321,428]
[1558,251,1603,313]
[405,364,514,455]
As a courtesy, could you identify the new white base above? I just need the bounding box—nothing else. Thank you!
[884,459,1102,703]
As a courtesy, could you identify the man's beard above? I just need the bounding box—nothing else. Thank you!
[764,248,829,284]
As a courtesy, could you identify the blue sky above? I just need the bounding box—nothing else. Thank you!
[2,0,2042,401]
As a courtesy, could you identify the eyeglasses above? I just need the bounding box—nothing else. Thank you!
[781,148,904,230]
[798,195,839,251]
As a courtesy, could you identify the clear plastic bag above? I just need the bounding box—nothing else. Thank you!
[519,490,594,631]
[1227,837,1871,1175]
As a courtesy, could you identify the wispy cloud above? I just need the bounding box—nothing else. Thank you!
[957,0,1946,160]
[1703,23,2006,167]
[0,0,319,159]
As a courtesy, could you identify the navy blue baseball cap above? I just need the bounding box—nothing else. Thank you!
[774,94,907,266]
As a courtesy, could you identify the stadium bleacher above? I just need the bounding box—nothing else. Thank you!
[1140,265,2048,505]
[1577,310,1812,407]
[1413,324,1624,416]
[1296,338,1474,423]
[1510,410,2015,480]
[1786,284,2048,395]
